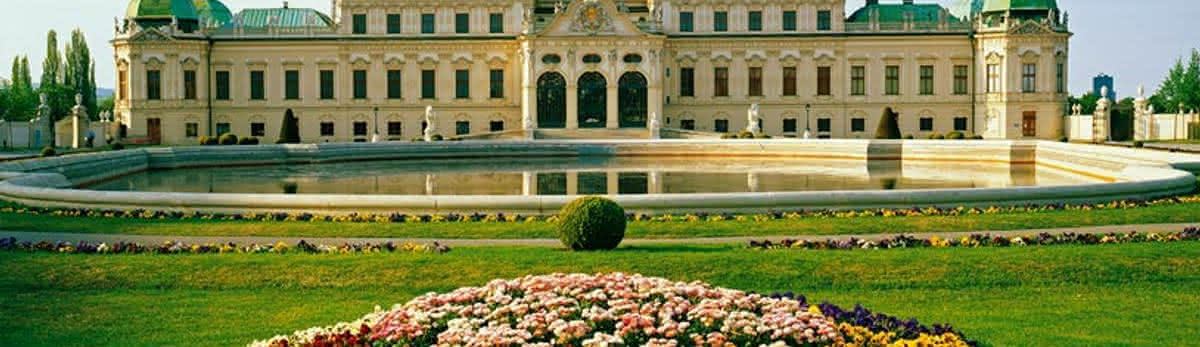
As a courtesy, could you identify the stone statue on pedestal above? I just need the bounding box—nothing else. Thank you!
[423,106,437,142]
[648,112,660,140]
[746,104,761,134]
[71,93,89,149]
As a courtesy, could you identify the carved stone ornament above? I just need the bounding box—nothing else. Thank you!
[1008,19,1052,35]
[131,28,172,42]
[571,1,614,35]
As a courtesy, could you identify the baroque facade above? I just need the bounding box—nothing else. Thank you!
[112,0,1070,144]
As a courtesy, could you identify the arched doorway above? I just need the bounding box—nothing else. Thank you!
[578,72,607,128]
[537,72,566,129]
[618,72,648,128]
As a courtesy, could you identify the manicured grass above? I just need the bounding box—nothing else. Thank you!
[1,242,1197,346]
[3,201,1200,239]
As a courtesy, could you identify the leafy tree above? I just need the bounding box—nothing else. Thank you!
[6,56,37,120]
[1151,49,1200,113]
[0,84,9,120]
[98,96,114,116]
[1067,92,1100,115]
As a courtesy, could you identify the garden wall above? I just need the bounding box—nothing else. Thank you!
[0,140,1197,215]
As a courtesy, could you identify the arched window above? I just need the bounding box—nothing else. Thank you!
[537,72,567,128]
[618,72,648,128]
[577,72,607,128]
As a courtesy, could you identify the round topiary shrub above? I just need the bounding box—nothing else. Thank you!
[109,142,125,151]
[431,134,444,141]
[1058,136,1069,143]
[946,131,965,140]
[238,137,260,145]
[39,146,56,157]
[219,134,239,145]
[556,196,627,251]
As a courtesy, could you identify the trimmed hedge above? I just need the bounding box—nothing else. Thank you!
[946,131,965,140]
[238,137,260,145]
[556,197,627,251]
[39,146,56,157]
[219,134,239,145]
[109,142,125,150]
[874,107,901,139]
[198,136,218,146]
[278,109,301,144]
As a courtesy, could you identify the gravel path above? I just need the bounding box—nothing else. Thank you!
[1,223,1194,247]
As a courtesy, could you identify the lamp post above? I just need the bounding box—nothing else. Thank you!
[372,107,380,143]
[804,103,812,139]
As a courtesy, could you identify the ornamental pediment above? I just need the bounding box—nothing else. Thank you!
[129,28,173,43]
[1008,19,1053,35]
[535,0,652,38]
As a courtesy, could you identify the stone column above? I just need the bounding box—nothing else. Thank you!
[648,171,662,194]
[1133,85,1149,141]
[1093,87,1111,143]
[566,85,579,129]
[566,172,579,195]
[605,171,619,195]
[606,85,618,129]
[71,94,87,149]
[522,172,536,196]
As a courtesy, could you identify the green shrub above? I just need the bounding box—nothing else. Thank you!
[238,137,260,145]
[219,134,239,145]
[903,134,915,140]
[720,133,735,139]
[556,196,627,251]
[946,131,965,140]
[109,142,125,151]
[972,135,984,140]
[1059,136,1069,143]
[278,109,302,144]
[755,133,771,139]
[1133,141,1145,148]
[736,131,754,139]
[431,134,444,141]
[874,107,902,139]
[39,146,56,157]
[927,133,943,140]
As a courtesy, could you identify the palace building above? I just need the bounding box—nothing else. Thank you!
[112,0,1070,144]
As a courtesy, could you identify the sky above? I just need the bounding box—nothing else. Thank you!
[0,0,1195,99]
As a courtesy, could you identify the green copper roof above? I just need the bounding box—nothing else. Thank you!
[847,3,963,24]
[193,0,233,26]
[982,0,1058,12]
[126,0,198,20]
[234,8,334,28]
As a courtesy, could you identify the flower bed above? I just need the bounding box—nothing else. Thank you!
[0,238,450,255]
[747,228,1200,251]
[252,273,975,347]
[3,193,1199,225]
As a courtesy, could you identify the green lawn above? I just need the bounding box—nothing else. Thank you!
[1,242,1197,346]
[3,201,1200,239]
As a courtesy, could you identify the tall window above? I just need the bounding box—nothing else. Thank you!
[919,118,934,132]
[215,71,229,100]
[679,12,693,32]
[783,118,797,133]
[320,70,334,99]
[817,118,831,133]
[455,70,470,99]
[353,70,367,99]
[954,65,969,95]
[714,67,729,97]
[422,70,436,99]
[285,70,300,100]
[1056,63,1065,93]
[456,121,470,135]
[249,70,265,100]
[251,123,265,137]
[851,66,865,96]
[748,11,762,31]
[489,13,504,33]
[851,118,866,132]
[920,65,934,95]
[320,122,334,137]
[216,123,231,136]
[387,70,402,99]
[748,67,763,97]
[185,123,198,138]
[387,14,402,34]
[713,11,727,32]
[817,66,831,96]
[352,14,367,34]
[183,70,196,100]
[714,119,729,133]
[421,13,435,33]
[782,67,797,96]
[455,13,469,34]
[954,117,968,131]
[885,65,900,95]
[987,64,1000,93]
[817,10,832,31]
[1022,63,1037,93]
[490,69,504,98]
[118,70,128,101]
[680,67,695,97]
[146,70,161,100]
[782,11,797,31]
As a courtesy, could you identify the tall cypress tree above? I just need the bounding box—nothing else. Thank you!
[41,30,61,89]
[64,29,96,119]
